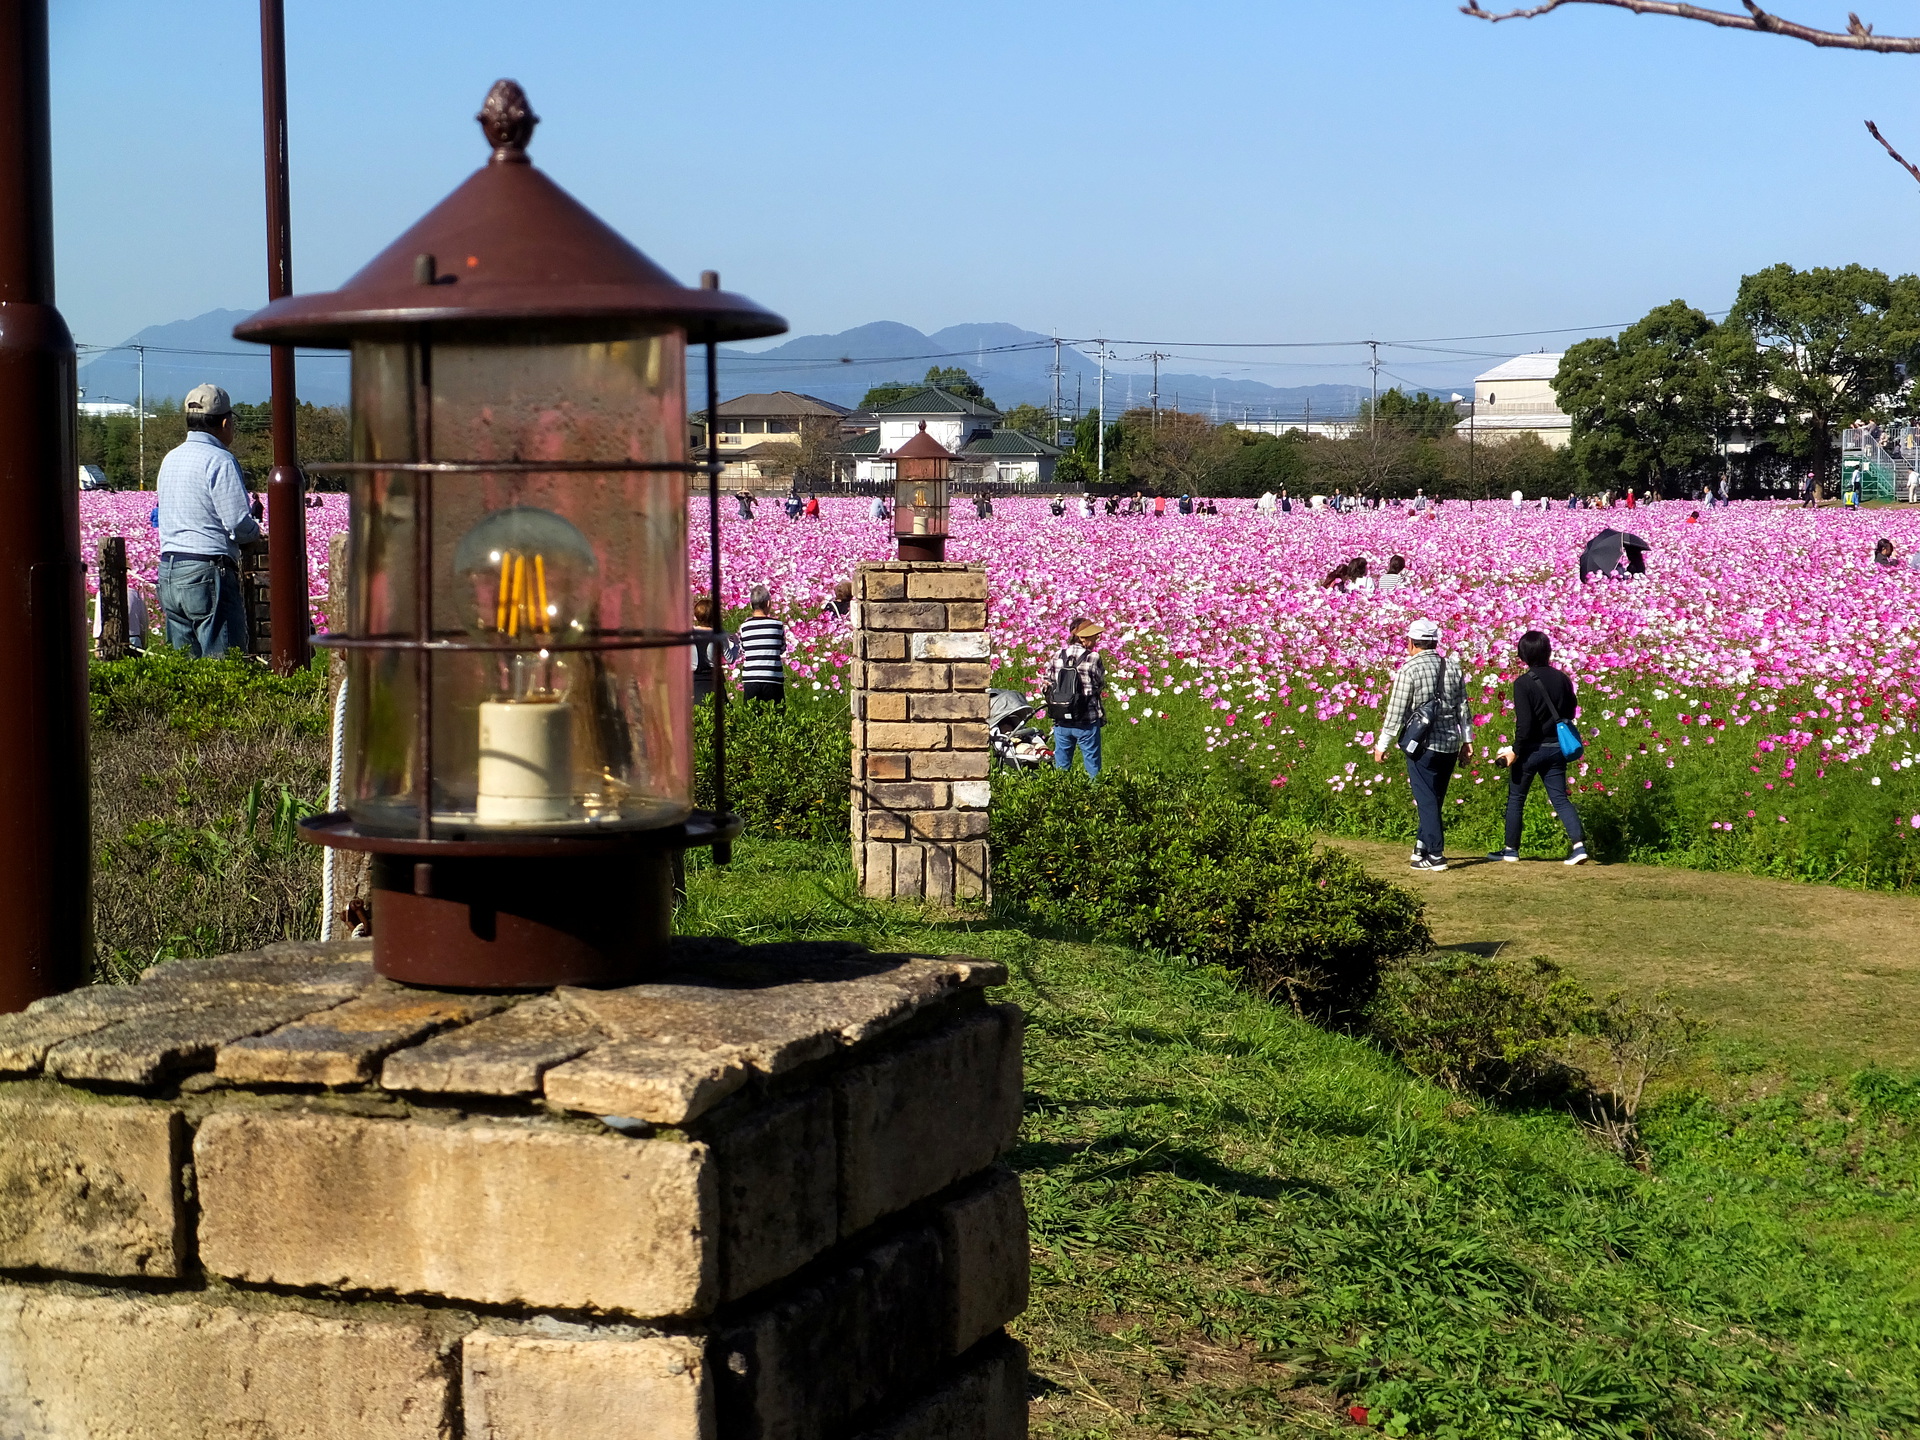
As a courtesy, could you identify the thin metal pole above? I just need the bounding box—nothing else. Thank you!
[0,0,89,1009]
[701,273,729,866]
[1096,341,1106,482]
[260,0,308,672]
[135,344,144,486]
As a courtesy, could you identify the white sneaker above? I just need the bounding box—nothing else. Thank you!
[1565,844,1589,866]
[1487,848,1520,863]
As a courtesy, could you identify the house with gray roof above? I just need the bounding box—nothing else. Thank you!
[839,387,1062,486]
[693,390,850,480]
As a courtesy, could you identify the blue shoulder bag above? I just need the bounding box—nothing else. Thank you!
[1530,673,1584,760]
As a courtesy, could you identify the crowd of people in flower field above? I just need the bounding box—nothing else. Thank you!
[80,472,1920,868]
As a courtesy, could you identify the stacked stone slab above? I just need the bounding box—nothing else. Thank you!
[852,562,991,903]
[0,939,1028,1439]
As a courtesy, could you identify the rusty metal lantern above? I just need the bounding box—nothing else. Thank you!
[892,422,952,561]
[235,81,785,989]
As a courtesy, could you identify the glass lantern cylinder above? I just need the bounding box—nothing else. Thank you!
[342,331,691,838]
[891,424,952,562]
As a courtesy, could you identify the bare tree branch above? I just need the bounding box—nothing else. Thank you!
[1461,0,1920,51]
[1865,119,1920,186]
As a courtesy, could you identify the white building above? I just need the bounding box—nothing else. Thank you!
[841,388,1062,486]
[1454,353,1572,450]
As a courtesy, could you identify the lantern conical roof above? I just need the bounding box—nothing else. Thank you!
[235,81,786,347]
[891,421,952,459]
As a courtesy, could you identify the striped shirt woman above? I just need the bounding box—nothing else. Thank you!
[737,585,787,702]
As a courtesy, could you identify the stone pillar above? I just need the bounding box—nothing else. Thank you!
[0,939,1028,1439]
[852,562,991,904]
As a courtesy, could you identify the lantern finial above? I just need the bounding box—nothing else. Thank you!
[478,80,539,163]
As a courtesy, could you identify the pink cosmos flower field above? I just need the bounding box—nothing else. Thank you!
[82,492,1920,857]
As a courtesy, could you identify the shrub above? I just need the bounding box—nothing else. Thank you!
[990,767,1429,1017]
[1367,950,1597,1100]
[692,691,850,843]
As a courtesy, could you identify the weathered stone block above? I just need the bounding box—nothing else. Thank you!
[863,601,949,632]
[953,842,989,902]
[904,571,988,603]
[864,752,910,782]
[836,1006,1024,1235]
[909,692,989,723]
[910,751,990,782]
[865,691,908,722]
[863,810,909,841]
[948,662,993,690]
[862,570,907,601]
[867,662,949,692]
[943,602,987,632]
[867,722,951,752]
[850,1335,1029,1440]
[0,1091,185,1278]
[217,984,513,1086]
[947,723,990,752]
[196,1110,716,1316]
[891,845,925,899]
[939,1169,1030,1354]
[924,846,955,905]
[464,1329,713,1440]
[860,630,907,661]
[381,995,602,1096]
[540,1039,749,1125]
[952,780,992,809]
[911,811,990,841]
[911,631,990,662]
[715,1228,947,1440]
[46,989,356,1087]
[865,780,948,811]
[0,1287,458,1440]
[710,1089,838,1300]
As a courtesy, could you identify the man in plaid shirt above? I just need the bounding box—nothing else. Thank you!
[1049,617,1106,777]
[1373,617,1470,870]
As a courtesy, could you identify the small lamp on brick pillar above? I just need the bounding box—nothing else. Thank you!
[234,81,786,990]
[892,422,952,562]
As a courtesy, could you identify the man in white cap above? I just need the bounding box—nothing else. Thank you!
[154,383,261,657]
[1373,617,1469,871]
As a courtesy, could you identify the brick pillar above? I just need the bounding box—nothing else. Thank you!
[852,562,991,903]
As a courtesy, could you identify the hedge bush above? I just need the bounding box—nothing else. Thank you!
[692,691,850,843]
[990,767,1429,1017]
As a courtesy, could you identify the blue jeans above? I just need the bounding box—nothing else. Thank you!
[1404,746,1458,859]
[1504,745,1584,850]
[158,555,249,658]
[1053,724,1102,777]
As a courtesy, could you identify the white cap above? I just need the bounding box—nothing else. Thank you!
[1408,618,1441,643]
[183,383,232,418]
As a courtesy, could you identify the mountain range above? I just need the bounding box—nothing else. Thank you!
[77,311,1424,418]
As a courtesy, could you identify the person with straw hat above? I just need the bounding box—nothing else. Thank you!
[1046,616,1107,778]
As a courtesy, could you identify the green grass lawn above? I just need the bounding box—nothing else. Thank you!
[682,841,1920,1439]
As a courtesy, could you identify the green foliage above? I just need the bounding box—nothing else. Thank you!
[1369,951,1595,1099]
[1054,407,1101,485]
[90,646,328,739]
[1361,387,1462,440]
[1727,262,1920,493]
[76,399,349,490]
[989,766,1429,1016]
[996,402,1060,443]
[89,649,329,981]
[1104,407,1232,496]
[1556,299,1729,493]
[682,840,1920,1438]
[691,690,850,843]
[1204,429,1308,496]
[858,365,996,413]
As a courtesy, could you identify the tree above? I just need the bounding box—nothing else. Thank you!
[1723,263,1920,498]
[859,365,997,412]
[997,402,1058,441]
[750,416,845,490]
[1056,408,1100,486]
[1107,408,1234,494]
[1204,430,1308,496]
[1554,300,1728,495]
[1362,388,1462,440]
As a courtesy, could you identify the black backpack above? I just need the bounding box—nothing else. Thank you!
[1045,651,1086,723]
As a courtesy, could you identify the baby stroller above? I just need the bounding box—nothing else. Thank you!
[989,688,1052,770]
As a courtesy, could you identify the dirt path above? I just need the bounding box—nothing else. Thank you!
[1327,838,1920,1071]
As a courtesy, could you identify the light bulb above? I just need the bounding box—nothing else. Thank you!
[452,506,599,825]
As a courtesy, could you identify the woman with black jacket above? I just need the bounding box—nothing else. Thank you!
[1489,629,1589,865]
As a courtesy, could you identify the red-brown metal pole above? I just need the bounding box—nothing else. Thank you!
[260,0,308,673]
[0,0,90,1009]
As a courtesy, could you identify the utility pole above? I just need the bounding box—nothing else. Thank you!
[259,0,310,672]
[1093,340,1110,482]
[133,343,145,486]
[1143,350,1170,429]
[1367,340,1381,492]
[1049,334,1063,445]
[0,0,90,1009]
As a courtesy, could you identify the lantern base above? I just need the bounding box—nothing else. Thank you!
[894,536,947,562]
[299,810,740,989]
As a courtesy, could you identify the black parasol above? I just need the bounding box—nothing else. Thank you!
[1579,528,1651,582]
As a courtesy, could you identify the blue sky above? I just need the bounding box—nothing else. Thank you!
[49,1,1920,389]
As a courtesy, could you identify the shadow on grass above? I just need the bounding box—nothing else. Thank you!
[1010,1135,1336,1202]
